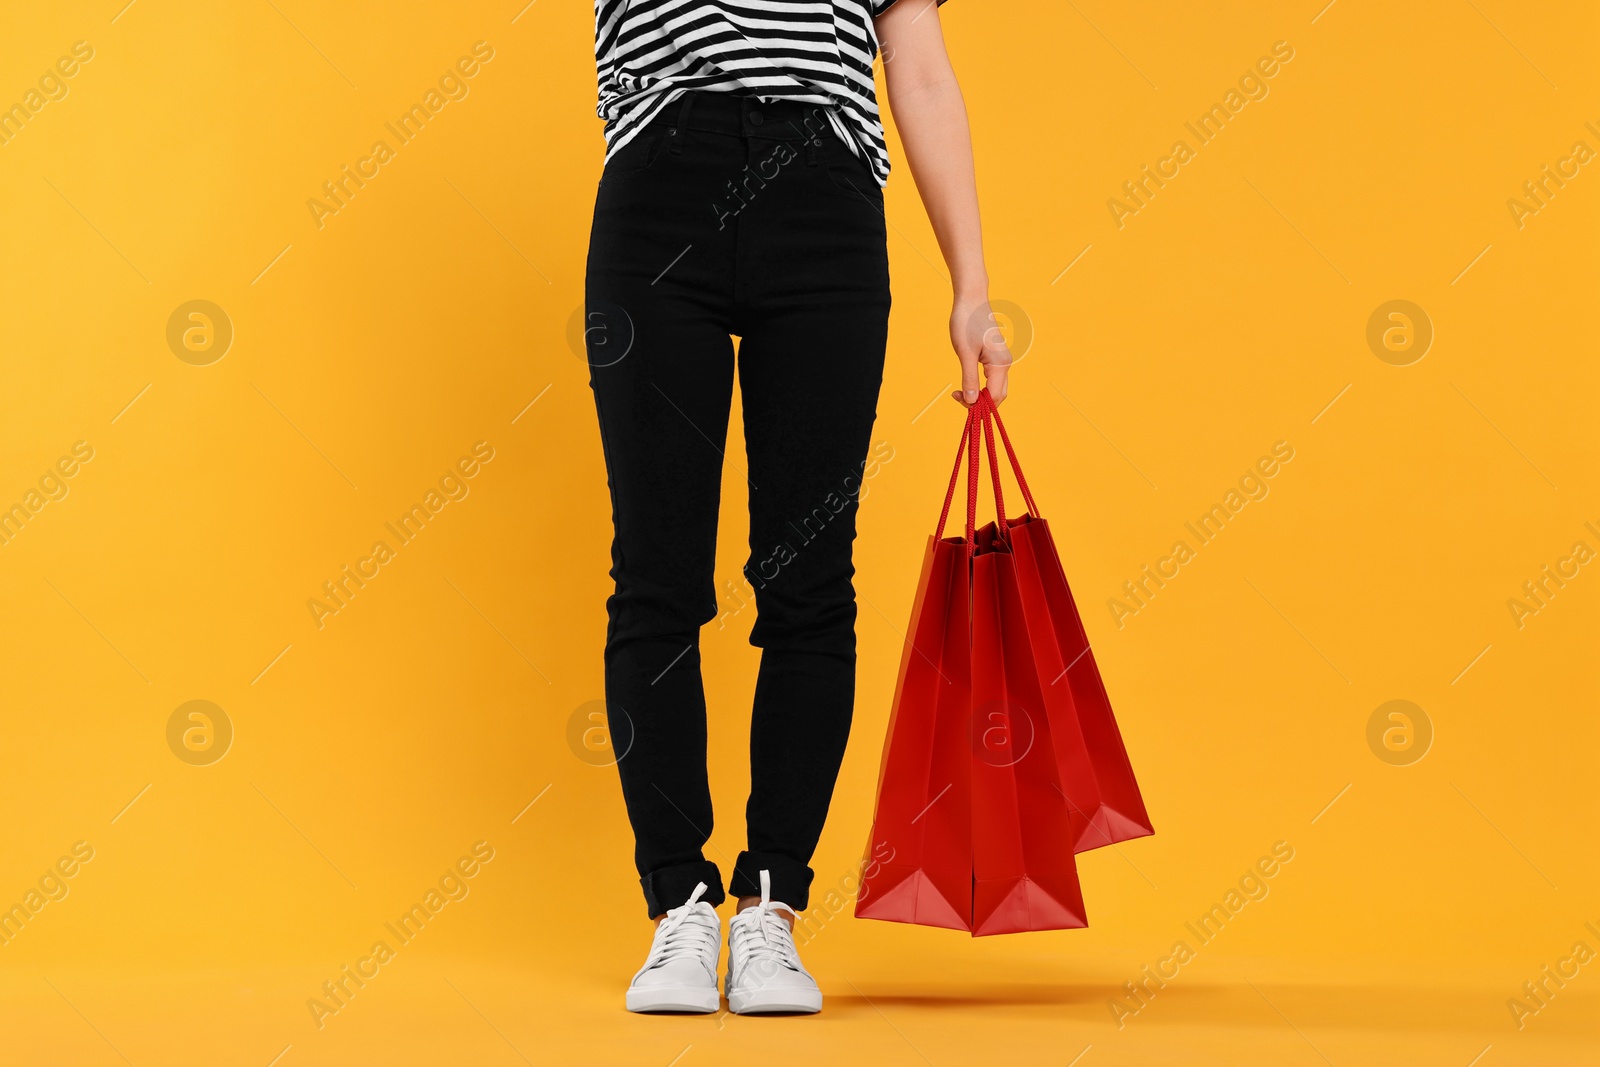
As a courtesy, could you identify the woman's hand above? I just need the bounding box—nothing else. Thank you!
[950,292,1012,407]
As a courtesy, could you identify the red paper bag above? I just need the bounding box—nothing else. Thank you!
[984,401,1155,853]
[968,523,1089,934]
[857,393,1150,934]
[864,399,1126,934]
[852,478,974,930]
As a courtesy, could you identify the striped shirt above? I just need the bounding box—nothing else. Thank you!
[595,0,945,187]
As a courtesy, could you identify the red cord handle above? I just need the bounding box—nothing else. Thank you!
[983,394,1041,518]
[935,402,980,544]
[933,392,1041,549]
[980,394,1009,539]
[934,411,969,542]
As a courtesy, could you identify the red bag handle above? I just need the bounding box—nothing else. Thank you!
[980,393,1041,518]
[935,403,976,543]
[979,396,1009,539]
[935,403,978,543]
[934,393,1041,548]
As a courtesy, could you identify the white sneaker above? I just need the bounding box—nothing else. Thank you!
[626,881,722,1013]
[725,870,822,1014]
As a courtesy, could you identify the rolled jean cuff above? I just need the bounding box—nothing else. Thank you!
[641,860,725,918]
[730,851,815,911]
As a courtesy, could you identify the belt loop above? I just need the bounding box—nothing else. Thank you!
[804,106,825,166]
[669,92,696,154]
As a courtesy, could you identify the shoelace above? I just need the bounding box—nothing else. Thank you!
[731,870,801,974]
[639,881,719,977]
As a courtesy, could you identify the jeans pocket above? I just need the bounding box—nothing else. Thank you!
[601,132,663,185]
[820,136,882,204]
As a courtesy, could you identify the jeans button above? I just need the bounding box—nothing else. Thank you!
[749,111,764,126]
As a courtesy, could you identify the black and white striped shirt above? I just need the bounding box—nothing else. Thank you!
[595,0,943,187]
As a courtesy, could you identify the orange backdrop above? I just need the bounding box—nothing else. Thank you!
[0,1,1595,1064]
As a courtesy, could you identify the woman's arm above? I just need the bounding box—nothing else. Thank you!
[875,0,1010,406]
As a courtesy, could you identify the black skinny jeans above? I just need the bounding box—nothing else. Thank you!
[585,91,891,917]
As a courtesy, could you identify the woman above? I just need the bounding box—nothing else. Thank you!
[585,0,1010,1014]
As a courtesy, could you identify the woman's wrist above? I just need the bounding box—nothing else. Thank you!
[952,274,989,303]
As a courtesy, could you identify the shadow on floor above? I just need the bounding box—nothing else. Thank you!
[826,983,1109,1011]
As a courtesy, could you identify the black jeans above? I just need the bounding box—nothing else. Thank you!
[585,91,891,917]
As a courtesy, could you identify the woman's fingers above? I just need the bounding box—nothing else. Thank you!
[950,297,1014,407]
[955,352,982,406]
[984,360,1009,405]
[980,325,1012,405]
[951,363,1007,406]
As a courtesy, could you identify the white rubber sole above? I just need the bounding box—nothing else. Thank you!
[626,985,721,1014]
[726,986,823,1015]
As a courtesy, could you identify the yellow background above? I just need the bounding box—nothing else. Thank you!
[1,1,1595,1063]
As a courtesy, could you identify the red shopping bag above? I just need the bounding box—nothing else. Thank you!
[967,407,1088,934]
[857,393,1151,934]
[984,400,1155,853]
[852,434,976,931]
